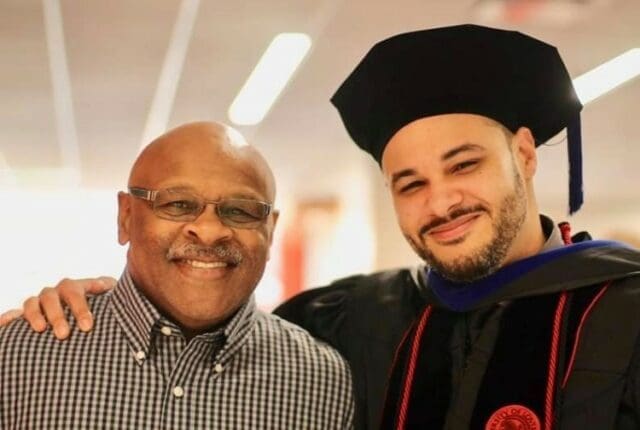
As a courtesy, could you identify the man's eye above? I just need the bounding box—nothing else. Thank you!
[171,200,196,209]
[451,160,478,174]
[160,200,199,213]
[223,206,259,220]
[228,207,248,215]
[399,181,425,194]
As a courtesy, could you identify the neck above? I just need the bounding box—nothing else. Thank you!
[182,326,215,342]
[126,268,235,342]
[168,310,234,342]
[502,210,546,267]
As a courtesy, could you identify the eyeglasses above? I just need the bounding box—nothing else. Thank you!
[128,187,272,229]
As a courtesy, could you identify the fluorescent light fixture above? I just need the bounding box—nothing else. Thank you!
[229,33,312,126]
[573,48,640,105]
[140,0,200,148]
[42,0,81,172]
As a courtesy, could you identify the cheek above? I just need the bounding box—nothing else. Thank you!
[128,219,181,261]
[392,197,422,235]
[237,231,272,268]
[245,233,271,259]
[473,172,516,205]
[453,170,504,207]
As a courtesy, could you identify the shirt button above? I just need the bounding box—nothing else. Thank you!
[214,364,223,373]
[160,326,172,336]
[172,386,185,398]
[134,350,146,361]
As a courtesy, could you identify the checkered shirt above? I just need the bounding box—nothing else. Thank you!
[0,271,354,429]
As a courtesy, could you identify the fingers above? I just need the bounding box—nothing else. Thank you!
[0,308,23,327]
[58,278,102,332]
[22,296,49,333]
[92,276,117,293]
[39,286,71,339]
[16,276,116,338]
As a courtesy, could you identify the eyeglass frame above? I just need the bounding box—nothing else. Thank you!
[127,186,273,228]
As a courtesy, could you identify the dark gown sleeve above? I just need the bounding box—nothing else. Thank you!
[273,269,428,430]
[582,275,640,429]
[273,275,364,351]
[616,315,640,428]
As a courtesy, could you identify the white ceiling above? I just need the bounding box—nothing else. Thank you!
[1,0,639,212]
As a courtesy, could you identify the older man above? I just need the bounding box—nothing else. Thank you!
[5,25,640,430]
[0,121,354,429]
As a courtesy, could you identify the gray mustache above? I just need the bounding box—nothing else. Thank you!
[166,244,243,265]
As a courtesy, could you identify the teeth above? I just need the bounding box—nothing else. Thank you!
[184,260,227,269]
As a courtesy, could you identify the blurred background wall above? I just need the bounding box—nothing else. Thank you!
[1,0,639,311]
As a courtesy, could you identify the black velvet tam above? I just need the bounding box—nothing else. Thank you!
[331,24,582,163]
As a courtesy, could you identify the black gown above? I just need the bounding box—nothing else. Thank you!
[274,232,640,430]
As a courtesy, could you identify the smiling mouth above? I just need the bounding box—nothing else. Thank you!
[183,259,229,269]
[172,257,239,270]
[172,258,236,281]
[426,213,482,243]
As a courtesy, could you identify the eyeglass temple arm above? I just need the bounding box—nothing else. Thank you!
[128,187,157,201]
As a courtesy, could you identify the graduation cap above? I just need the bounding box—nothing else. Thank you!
[331,24,584,214]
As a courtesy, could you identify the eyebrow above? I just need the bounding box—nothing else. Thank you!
[164,185,196,192]
[389,143,484,188]
[164,186,266,202]
[390,168,418,188]
[442,143,484,161]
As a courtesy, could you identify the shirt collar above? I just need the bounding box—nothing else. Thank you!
[540,214,564,251]
[109,271,160,359]
[109,270,257,363]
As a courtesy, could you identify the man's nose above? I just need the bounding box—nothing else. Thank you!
[425,181,463,218]
[183,204,233,244]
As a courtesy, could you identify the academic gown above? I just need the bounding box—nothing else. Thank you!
[274,229,640,430]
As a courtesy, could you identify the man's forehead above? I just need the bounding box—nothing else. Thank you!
[395,113,504,134]
[131,144,232,181]
[384,142,488,174]
[129,122,276,200]
[149,180,267,201]
[141,156,265,185]
[133,153,273,202]
[381,124,508,181]
[384,114,502,153]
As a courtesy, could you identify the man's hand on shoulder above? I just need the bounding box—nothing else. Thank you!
[0,276,117,339]
[0,308,23,327]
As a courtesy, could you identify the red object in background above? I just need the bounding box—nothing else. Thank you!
[504,0,546,23]
[280,217,305,301]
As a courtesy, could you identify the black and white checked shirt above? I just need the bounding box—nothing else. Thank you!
[0,271,354,429]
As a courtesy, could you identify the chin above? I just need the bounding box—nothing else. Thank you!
[428,236,480,257]
[426,237,491,267]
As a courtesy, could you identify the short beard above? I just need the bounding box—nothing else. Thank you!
[409,173,527,283]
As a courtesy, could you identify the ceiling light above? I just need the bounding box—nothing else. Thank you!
[229,33,311,126]
[573,48,640,105]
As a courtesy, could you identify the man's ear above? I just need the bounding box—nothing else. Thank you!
[513,126,537,179]
[117,191,132,245]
